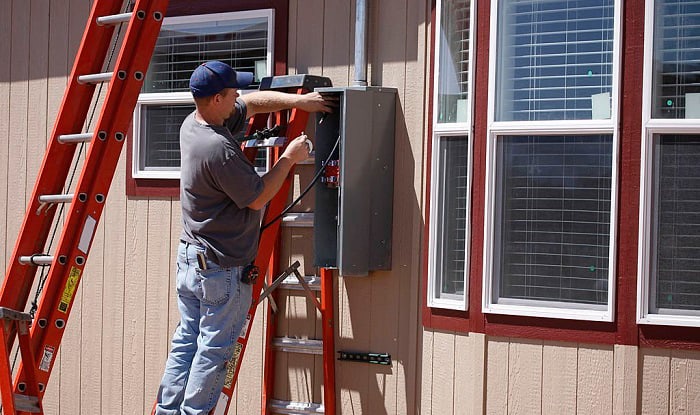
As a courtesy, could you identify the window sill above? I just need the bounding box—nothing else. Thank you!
[483,302,613,322]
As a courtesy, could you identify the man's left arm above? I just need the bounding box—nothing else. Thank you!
[240,91,336,118]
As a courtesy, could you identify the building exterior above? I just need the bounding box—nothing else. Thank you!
[1,0,699,414]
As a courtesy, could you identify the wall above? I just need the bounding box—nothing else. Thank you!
[421,330,700,415]
[0,0,428,414]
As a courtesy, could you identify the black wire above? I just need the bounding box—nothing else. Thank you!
[260,135,341,231]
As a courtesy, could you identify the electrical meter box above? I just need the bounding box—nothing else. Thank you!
[313,86,397,276]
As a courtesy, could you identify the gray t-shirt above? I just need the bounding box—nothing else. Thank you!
[179,98,264,267]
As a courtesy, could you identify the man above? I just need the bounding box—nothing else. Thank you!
[155,61,333,415]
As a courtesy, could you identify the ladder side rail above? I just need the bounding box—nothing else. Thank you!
[210,105,310,415]
[261,163,284,415]
[0,0,127,331]
[14,0,169,395]
[0,322,18,414]
[320,267,336,415]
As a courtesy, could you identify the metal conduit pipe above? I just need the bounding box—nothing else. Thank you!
[353,0,369,86]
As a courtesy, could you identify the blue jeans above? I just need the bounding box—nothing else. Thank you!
[155,241,252,415]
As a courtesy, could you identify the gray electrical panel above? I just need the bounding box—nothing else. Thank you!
[313,86,396,276]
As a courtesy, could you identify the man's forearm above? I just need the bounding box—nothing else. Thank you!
[241,91,301,117]
[247,157,295,210]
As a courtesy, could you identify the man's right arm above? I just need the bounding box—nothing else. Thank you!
[247,134,311,210]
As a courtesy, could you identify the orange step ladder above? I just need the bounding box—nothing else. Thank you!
[0,0,168,413]
[202,75,338,415]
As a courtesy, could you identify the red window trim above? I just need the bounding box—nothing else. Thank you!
[126,0,288,197]
[422,0,700,350]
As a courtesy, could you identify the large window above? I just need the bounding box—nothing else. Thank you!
[638,0,700,327]
[484,0,621,321]
[427,0,474,310]
[132,10,274,179]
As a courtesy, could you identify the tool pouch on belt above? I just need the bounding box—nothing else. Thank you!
[241,263,259,284]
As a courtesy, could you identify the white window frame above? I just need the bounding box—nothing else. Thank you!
[132,9,275,179]
[427,0,477,310]
[637,0,700,327]
[482,0,623,321]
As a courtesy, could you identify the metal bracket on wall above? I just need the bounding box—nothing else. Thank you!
[337,351,391,365]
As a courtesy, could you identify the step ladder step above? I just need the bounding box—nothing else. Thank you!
[280,274,321,291]
[38,193,74,204]
[77,72,113,84]
[0,307,32,321]
[57,133,93,143]
[14,394,41,413]
[18,255,54,266]
[96,12,133,26]
[273,337,323,355]
[244,136,286,148]
[269,399,324,415]
[281,212,314,228]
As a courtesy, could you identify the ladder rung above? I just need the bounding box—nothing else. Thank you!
[57,133,92,143]
[14,394,41,413]
[281,212,314,228]
[281,275,321,291]
[77,72,113,84]
[18,255,54,266]
[96,12,132,26]
[273,337,323,355]
[269,399,324,415]
[244,136,287,148]
[38,194,74,204]
[0,307,32,321]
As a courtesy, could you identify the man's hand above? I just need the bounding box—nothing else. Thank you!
[296,92,338,114]
[281,134,311,164]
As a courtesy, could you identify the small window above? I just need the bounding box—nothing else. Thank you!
[484,0,621,321]
[638,0,700,326]
[495,0,615,122]
[428,0,474,310]
[132,10,274,179]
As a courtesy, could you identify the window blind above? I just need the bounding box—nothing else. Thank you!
[434,136,469,298]
[652,0,700,119]
[496,0,614,121]
[140,104,193,169]
[437,0,470,123]
[653,135,700,311]
[144,16,269,93]
[496,135,612,305]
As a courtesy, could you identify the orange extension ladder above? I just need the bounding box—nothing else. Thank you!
[0,0,168,413]
[0,0,338,413]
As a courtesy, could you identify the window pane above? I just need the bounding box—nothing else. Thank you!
[437,0,470,124]
[144,15,269,93]
[496,135,612,305]
[140,104,192,169]
[652,0,700,119]
[652,135,700,312]
[433,136,469,300]
[496,0,615,121]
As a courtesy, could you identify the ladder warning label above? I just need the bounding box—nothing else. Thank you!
[58,267,82,313]
[213,392,229,415]
[224,342,243,389]
[39,345,55,372]
[239,315,251,339]
[78,215,97,254]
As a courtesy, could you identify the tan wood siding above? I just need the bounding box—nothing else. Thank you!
[542,342,577,414]
[642,348,672,414]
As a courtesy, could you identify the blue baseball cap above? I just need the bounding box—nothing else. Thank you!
[189,61,254,98]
